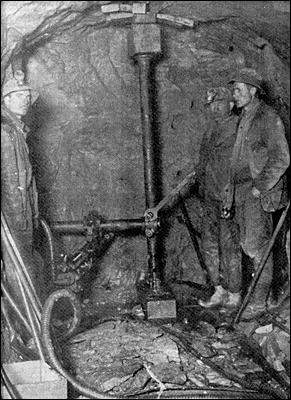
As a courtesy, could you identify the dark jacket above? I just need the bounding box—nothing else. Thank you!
[232,100,289,212]
[198,115,238,202]
[1,106,39,232]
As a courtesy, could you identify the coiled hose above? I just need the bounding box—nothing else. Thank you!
[41,289,285,400]
[41,288,124,399]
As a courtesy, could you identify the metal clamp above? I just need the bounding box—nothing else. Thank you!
[144,208,160,237]
[83,211,103,241]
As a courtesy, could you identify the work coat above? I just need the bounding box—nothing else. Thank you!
[231,100,289,212]
[1,106,39,236]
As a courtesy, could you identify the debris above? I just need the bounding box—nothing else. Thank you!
[187,372,205,387]
[255,324,273,334]
[144,362,166,399]
[212,341,237,350]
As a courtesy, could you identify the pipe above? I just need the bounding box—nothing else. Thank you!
[39,218,56,281]
[137,54,160,290]
[232,201,290,325]
[1,227,42,325]
[131,388,274,399]
[16,273,45,363]
[51,219,145,235]
[1,367,20,399]
[1,212,42,319]
[1,281,33,336]
[41,289,125,399]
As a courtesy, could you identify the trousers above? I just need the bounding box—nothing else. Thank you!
[235,189,273,303]
[201,199,242,293]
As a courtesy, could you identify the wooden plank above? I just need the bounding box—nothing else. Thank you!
[1,361,67,399]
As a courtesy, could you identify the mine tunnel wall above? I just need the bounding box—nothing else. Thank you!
[22,21,289,304]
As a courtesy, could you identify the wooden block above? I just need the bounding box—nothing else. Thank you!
[105,12,133,23]
[156,13,194,28]
[1,361,67,399]
[132,2,148,14]
[101,3,120,13]
[147,299,177,320]
[128,23,161,56]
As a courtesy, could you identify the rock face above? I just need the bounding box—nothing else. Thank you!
[62,306,290,397]
[1,1,290,305]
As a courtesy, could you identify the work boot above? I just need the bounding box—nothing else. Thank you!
[199,285,228,308]
[223,291,241,309]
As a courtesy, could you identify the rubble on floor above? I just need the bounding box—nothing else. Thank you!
[61,297,290,398]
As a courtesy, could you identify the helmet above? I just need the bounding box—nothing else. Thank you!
[2,70,32,98]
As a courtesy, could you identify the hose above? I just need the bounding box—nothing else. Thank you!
[1,212,42,320]
[41,289,122,399]
[1,228,42,332]
[16,272,46,363]
[39,218,56,282]
[131,387,274,399]
[1,367,20,399]
[1,280,33,336]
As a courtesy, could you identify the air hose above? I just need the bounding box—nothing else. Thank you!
[41,289,288,399]
[131,387,273,399]
[39,218,56,282]
[41,289,125,399]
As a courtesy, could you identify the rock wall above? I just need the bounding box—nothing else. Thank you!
[2,1,290,305]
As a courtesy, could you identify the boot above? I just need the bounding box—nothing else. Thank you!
[199,285,228,308]
[223,291,241,309]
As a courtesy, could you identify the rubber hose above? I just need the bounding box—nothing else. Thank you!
[41,289,125,399]
[1,281,32,335]
[132,387,274,399]
[39,218,56,282]
[1,367,20,399]
[16,273,46,362]
[1,213,42,320]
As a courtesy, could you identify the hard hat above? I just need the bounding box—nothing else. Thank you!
[2,70,32,98]
[228,67,263,91]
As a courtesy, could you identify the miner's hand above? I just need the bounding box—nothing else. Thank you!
[221,183,234,219]
[252,187,261,198]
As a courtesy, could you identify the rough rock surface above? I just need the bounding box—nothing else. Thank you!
[2,1,290,304]
[61,300,290,397]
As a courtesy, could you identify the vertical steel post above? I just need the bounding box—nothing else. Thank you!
[128,17,162,293]
[137,54,160,292]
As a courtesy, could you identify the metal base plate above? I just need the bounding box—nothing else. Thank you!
[146,298,177,321]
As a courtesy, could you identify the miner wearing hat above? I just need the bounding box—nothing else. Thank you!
[223,67,290,316]
[1,70,42,310]
[197,86,242,309]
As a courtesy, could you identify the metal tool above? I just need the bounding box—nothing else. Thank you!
[178,195,215,291]
[232,201,290,326]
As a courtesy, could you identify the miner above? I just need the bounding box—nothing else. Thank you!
[223,68,290,316]
[1,70,41,305]
[197,87,242,309]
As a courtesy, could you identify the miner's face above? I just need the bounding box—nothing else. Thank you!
[232,82,255,108]
[210,99,233,117]
[4,90,31,117]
